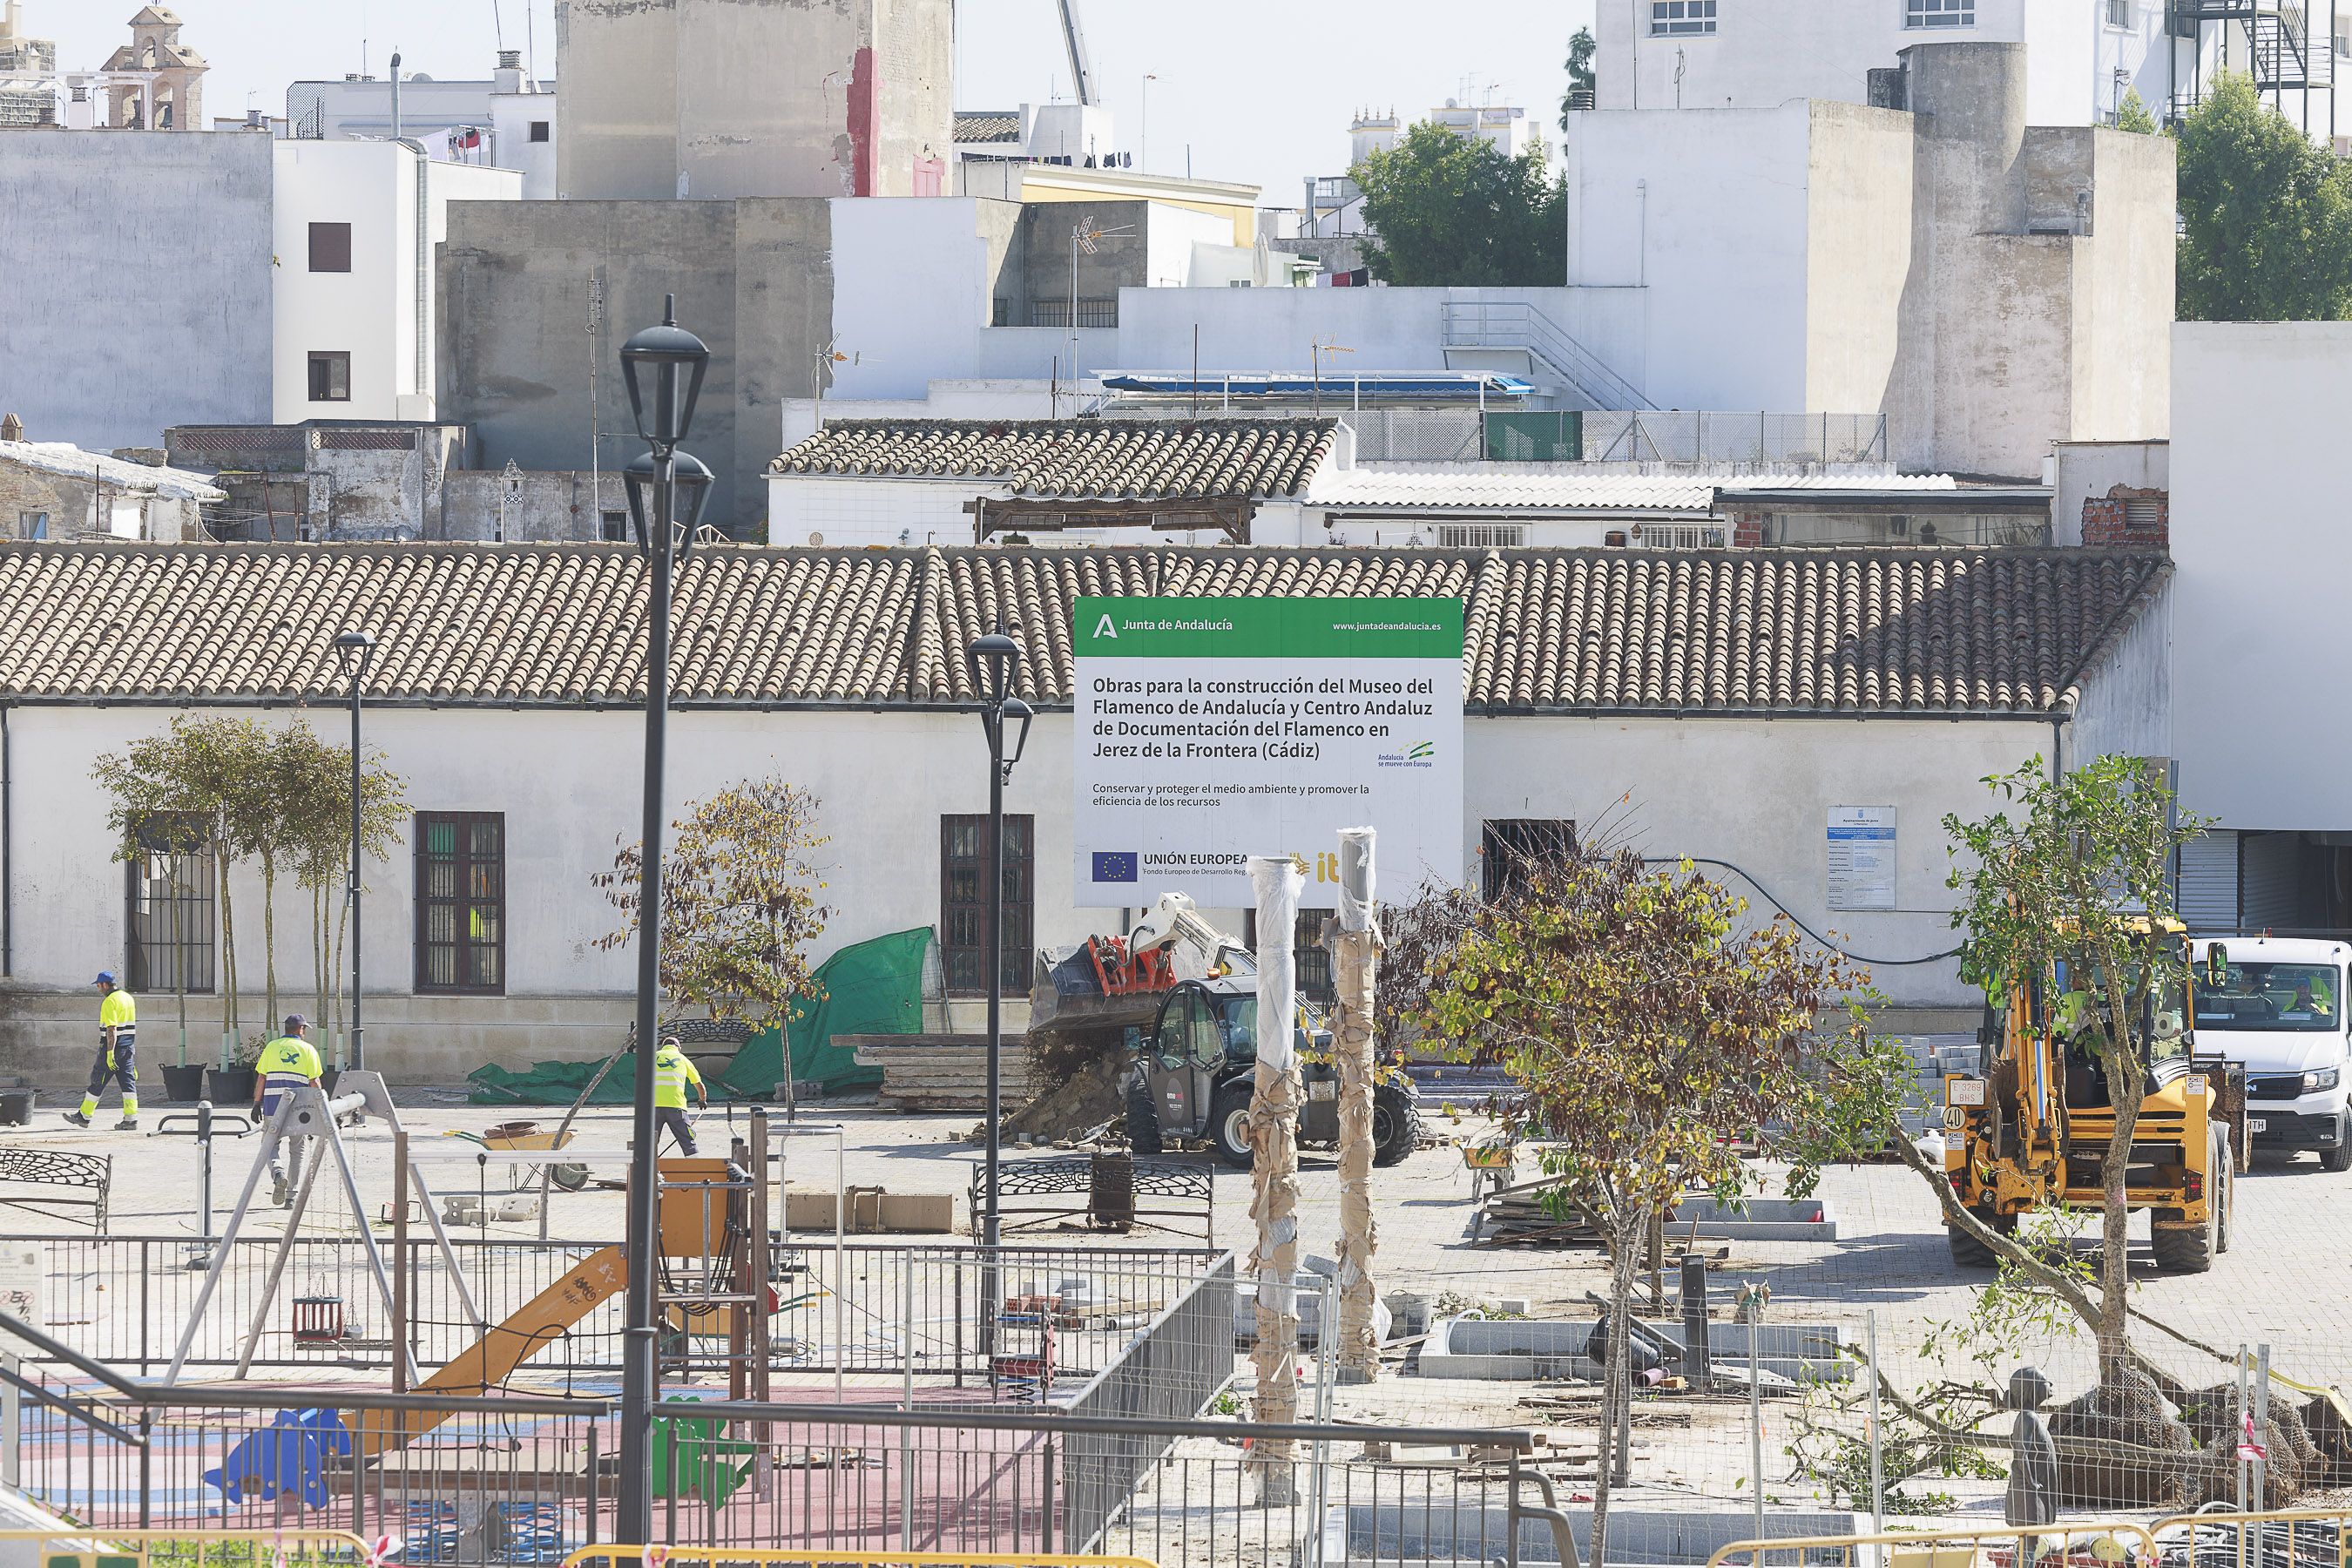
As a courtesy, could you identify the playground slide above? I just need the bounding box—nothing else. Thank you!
[343,1243,625,1459]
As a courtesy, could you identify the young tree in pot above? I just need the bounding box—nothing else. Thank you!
[1423,848,1871,1568]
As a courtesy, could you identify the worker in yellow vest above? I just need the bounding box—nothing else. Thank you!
[65,971,138,1129]
[653,1035,708,1157]
[253,1015,324,1206]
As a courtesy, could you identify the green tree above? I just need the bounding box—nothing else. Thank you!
[2113,87,2158,135]
[2176,71,2352,321]
[1560,26,1598,130]
[596,776,833,1103]
[1939,755,2208,1384]
[276,724,407,1064]
[1353,123,1565,287]
[1423,848,1871,1568]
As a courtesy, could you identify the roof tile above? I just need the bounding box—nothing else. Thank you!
[0,542,2164,718]
[769,418,1340,502]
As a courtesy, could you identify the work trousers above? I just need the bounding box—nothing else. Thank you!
[657,1105,699,1157]
[83,1031,135,1104]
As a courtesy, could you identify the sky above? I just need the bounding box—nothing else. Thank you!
[36,0,1596,199]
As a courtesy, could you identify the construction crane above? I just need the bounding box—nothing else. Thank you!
[1055,0,1095,107]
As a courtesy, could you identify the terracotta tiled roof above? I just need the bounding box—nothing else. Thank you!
[0,542,2166,716]
[768,419,1339,501]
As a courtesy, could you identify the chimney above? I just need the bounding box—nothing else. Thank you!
[245,106,264,130]
[1,413,24,443]
[497,49,521,70]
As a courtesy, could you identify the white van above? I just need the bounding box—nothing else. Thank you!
[2191,936,2352,1171]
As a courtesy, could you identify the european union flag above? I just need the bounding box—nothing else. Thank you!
[1092,851,1139,883]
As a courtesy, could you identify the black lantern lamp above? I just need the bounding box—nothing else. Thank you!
[621,449,715,551]
[618,293,710,454]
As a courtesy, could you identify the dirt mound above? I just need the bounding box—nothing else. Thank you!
[1004,1045,1125,1141]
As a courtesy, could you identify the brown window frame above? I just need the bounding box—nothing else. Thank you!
[415,810,507,995]
[308,220,352,273]
[941,814,1032,997]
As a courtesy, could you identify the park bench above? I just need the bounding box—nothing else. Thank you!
[0,1146,111,1232]
[970,1152,1213,1245]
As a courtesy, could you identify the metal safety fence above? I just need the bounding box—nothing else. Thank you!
[5,1234,1222,1384]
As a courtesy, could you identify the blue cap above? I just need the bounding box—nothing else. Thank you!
[93,972,115,986]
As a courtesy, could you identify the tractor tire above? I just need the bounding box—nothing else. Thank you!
[1211,1083,1254,1170]
[2323,1119,2352,1173]
[1946,1206,2008,1270]
[1125,1078,1162,1157]
[1371,1085,1422,1167]
[2151,1133,2223,1274]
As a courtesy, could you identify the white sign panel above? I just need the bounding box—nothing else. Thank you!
[1073,597,1465,909]
[1827,806,1897,911]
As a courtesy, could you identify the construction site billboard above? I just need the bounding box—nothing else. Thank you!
[1071,595,1465,908]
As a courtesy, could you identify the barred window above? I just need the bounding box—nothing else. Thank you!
[942,814,1031,995]
[416,812,504,993]
[1482,819,1578,901]
[125,813,214,994]
[1028,298,1119,328]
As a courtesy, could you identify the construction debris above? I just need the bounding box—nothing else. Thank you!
[849,1035,1037,1113]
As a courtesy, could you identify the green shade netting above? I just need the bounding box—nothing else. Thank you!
[466,927,934,1105]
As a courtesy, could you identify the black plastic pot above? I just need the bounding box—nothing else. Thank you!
[0,1091,29,1126]
[207,1067,257,1105]
[160,1064,206,1104]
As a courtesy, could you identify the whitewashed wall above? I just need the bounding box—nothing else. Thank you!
[2172,322,2352,833]
[0,698,2078,1085]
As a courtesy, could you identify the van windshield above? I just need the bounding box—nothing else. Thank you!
[2194,961,2342,1032]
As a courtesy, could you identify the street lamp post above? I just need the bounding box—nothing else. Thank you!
[615,294,713,1551]
[334,632,375,1071]
[963,633,1032,1254]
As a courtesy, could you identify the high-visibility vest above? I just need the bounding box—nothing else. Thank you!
[98,990,136,1031]
[653,1045,701,1110]
[258,1035,323,1091]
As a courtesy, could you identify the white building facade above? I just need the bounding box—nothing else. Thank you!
[2169,321,2352,931]
[285,56,558,199]
[1593,0,2348,143]
[0,540,2170,1082]
[272,140,520,425]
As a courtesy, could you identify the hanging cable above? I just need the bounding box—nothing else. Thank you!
[1644,855,1963,967]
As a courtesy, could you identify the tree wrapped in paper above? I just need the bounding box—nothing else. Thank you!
[1247,854,1305,1503]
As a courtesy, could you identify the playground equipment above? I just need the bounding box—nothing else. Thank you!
[165,1071,485,1384]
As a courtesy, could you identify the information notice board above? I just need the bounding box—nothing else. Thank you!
[1071,596,1465,909]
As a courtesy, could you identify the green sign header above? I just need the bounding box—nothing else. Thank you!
[1072,597,1463,659]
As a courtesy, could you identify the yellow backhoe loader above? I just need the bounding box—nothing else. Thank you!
[1942,919,2248,1273]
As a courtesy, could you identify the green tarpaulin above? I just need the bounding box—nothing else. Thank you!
[467,927,934,1105]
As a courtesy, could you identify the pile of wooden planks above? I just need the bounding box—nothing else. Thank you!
[845,1034,1038,1112]
[1471,1175,1604,1247]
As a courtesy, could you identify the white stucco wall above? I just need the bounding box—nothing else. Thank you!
[1564,104,1816,416]
[766,475,983,547]
[2171,322,2352,833]
[271,142,519,423]
[0,696,2082,1086]
[827,198,997,402]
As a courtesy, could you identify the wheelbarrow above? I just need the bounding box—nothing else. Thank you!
[446,1122,592,1193]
